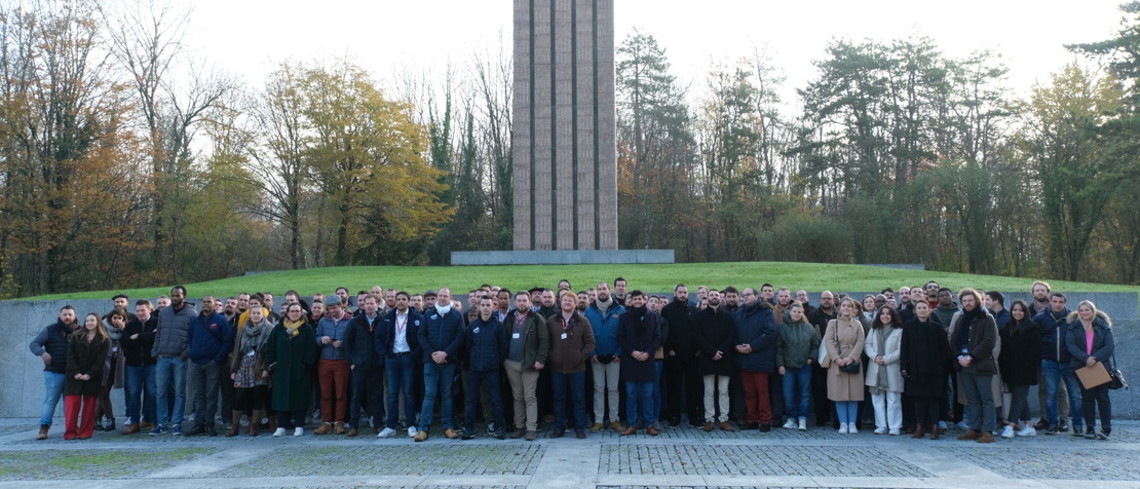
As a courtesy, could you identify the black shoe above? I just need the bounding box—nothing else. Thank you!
[1085,427,1097,440]
[1045,424,1060,435]
[94,418,106,432]
[1098,427,1111,440]
[1058,419,1069,432]
[759,423,771,432]
[667,417,681,427]
[103,419,116,432]
[1034,419,1049,430]
[549,427,565,439]
[494,430,506,440]
[460,429,476,440]
[575,428,586,439]
[185,425,208,437]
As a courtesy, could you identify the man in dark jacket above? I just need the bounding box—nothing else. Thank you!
[185,296,233,436]
[617,291,663,435]
[950,288,999,443]
[733,288,778,431]
[1034,292,1081,434]
[502,291,549,441]
[661,284,702,427]
[547,290,596,439]
[414,287,465,441]
[808,291,838,427]
[376,291,424,439]
[460,297,507,439]
[29,305,78,440]
[151,286,196,436]
[121,300,158,434]
[344,295,383,437]
[695,290,737,431]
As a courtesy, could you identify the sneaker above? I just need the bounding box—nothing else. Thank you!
[955,420,970,431]
[443,428,460,439]
[294,427,303,437]
[1085,429,1097,440]
[1072,426,1086,437]
[1001,425,1015,439]
[782,419,797,430]
[414,430,428,442]
[1058,419,1069,432]
[838,423,849,434]
[888,428,900,436]
[798,418,808,431]
[847,422,858,434]
[1016,425,1036,437]
[171,424,183,436]
[873,427,888,435]
[525,430,537,441]
[272,428,285,437]
[937,420,948,430]
[407,427,418,438]
[1098,428,1111,440]
[378,427,397,438]
[148,425,168,436]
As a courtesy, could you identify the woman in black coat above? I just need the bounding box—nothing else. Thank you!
[899,301,950,439]
[65,313,110,440]
[999,300,1041,438]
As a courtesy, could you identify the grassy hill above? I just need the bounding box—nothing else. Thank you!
[21,262,1140,301]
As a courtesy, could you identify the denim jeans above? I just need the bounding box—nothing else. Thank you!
[625,381,655,427]
[124,364,157,425]
[1042,359,1083,428]
[835,400,859,425]
[386,355,417,429]
[155,356,187,427]
[782,365,813,419]
[552,370,586,430]
[418,362,456,430]
[40,371,66,426]
[188,361,221,428]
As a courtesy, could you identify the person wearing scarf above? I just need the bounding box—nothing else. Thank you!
[264,304,317,437]
[227,306,272,436]
[949,288,997,443]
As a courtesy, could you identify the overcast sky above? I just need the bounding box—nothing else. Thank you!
[185,0,1127,109]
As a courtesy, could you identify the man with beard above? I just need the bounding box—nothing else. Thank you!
[617,291,663,435]
[1034,292,1080,435]
[151,286,197,436]
[585,282,625,432]
[576,291,590,313]
[459,297,508,440]
[547,290,596,439]
[414,287,465,441]
[722,287,741,313]
[502,291,549,441]
[950,288,998,444]
[694,290,737,431]
[808,291,838,427]
[344,295,383,437]
[661,284,702,427]
[538,289,559,320]
[185,297,233,436]
[30,306,79,440]
[1027,281,1066,429]
[734,288,779,431]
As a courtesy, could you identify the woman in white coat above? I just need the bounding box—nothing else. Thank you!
[865,306,904,435]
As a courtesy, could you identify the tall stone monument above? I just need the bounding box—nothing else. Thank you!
[512,0,617,251]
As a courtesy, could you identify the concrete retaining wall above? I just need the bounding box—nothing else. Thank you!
[451,249,675,265]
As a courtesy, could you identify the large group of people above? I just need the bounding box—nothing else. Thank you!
[29,278,1118,443]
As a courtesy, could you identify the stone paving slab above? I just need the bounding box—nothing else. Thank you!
[944,446,1140,481]
[0,447,216,480]
[600,445,933,477]
[213,445,544,478]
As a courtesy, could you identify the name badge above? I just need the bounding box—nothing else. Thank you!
[512,333,521,339]
[473,327,481,334]
[561,333,568,340]
[247,350,256,357]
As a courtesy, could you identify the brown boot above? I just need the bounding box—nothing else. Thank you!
[314,422,333,435]
[121,423,140,435]
[957,429,980,440]
[226,411,241,437]
[912,424,926,439]
[976,431,995,443]
[248,410,261,436]
[266,414,276,434]
[333,421,346,435]
[36,425,49,440]
[930,424,941,440]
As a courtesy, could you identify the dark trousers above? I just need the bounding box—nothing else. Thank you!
[913,395,940,425]
[188,361,221,429]
[349,364,384,429]
[465,369,505,432]
[664,355,703,424]
[811,363,832,425]
[1081,384,1112,430]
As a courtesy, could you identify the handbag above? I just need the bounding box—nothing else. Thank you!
[840,361,861,374]
[1108,355,1128,390]
[817,344,830,368]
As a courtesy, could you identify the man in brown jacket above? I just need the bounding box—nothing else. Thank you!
[546,290,595,439]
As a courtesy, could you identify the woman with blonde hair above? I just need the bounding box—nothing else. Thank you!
[1065,300,1115,440]
[824,297,866,434]
[64,313,110,440]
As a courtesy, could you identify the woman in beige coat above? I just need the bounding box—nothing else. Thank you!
[825,297,866,434]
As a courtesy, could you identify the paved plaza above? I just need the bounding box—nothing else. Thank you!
[0,418,1137,489]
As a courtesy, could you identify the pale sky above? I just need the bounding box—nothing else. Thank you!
[185,0,1126,110]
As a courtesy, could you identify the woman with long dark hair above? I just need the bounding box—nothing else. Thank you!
[64,313,110,440]
[900,301,950,439]
[865,306,904,435]
[999,300,1041,438]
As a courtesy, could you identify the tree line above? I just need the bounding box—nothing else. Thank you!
[2,0,1138,298]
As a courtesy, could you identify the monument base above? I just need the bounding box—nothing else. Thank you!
[451,249,674,265]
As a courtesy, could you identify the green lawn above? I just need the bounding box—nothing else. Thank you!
[21,262,1140,301]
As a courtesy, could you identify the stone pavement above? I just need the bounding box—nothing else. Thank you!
[1,418,1138,489]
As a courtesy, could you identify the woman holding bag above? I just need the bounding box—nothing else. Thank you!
[1065,301,1114,440]
[824,298,865,434]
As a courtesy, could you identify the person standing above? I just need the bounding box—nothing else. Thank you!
[547,290,596,439]
[776,303,820,431]
[949,288,998,444]
[1066,301,1115,440]
[377,291,424,439]
[617,291,662,435]
[695,290,737,432]
[1034,292,1081,435]
[120,301,157,435]
[227,306,273,437]
[864,307,904,435]
[502,290,549,441]
[344,295,383,437]
[313,298,352,435]
[900,300,951,439]
[460,297,507,440]
[185,297,233,436]
[414,287,465,442]
[97,308,127,433]
[733,288,779,432]
[150,286,196,436]
[265,303,317,437]
[63,313,110,440]
[661,284,702,427]
[824,298,866,434]
[807,292,838,427]
[998,300,1041,438]
[585,281,624,432]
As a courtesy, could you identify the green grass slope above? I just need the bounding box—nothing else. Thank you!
[22,262,1140,301]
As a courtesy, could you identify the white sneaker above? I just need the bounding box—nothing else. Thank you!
[938,420,948,430]
[407,426,418,438]
[378,427,396,438]
[798,418,807,431]
[1016,425,1037,437]
[782,419,797,429]
[1001,425,1015,439]
[873,426,888,435]
[293,427,303,437]
[888,428,900,436]
[272,428,285,437]
[848,422,859,434]
[838,423,849,434]
[955,420,970,431]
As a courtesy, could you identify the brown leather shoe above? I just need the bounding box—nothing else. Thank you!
[911,424,926,439]
[957,429,981,440]
[345,428,358,437]
[976,431,995,443]
[620,426,637,436]
[720,421,737,432]
[36,425,49,440]
[646,426,659,436]
[703,421,714,432]
[334,422,346,435]
[608,421,624,432]
[314,422,332,435]
[121,423,140,435]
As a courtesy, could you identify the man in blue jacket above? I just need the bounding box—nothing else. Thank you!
[733,287,778,432]
[377,291,424,439]
[414,287,465,441]
[585,281,624,432]
[185,296,233,436]
[460,297,507,440]
[1034,292,1082,435]
[29,306,78,440]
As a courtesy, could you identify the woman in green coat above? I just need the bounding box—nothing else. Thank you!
[263,303,317,437]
